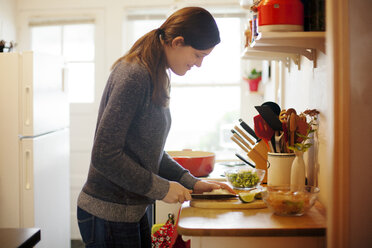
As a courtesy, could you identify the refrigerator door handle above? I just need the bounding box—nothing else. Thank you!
[62,67,68,92]
[24,85,32,126]
[24,149,32,190]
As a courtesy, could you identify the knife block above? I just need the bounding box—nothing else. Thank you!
[247,141,269,183]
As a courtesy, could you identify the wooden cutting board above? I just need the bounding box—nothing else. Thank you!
[190,198,267,209]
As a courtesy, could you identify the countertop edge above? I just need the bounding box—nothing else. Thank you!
[177,226,326,237]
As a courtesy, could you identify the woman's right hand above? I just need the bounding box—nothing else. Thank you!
[162,181,192,204]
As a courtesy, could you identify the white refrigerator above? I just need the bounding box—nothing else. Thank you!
[0,51,70,247]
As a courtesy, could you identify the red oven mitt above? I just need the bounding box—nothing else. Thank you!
[152,212,190,248]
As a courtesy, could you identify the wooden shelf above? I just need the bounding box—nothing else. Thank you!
[243,31,326,69]
[242,48,300,71]
[252,31,325,53]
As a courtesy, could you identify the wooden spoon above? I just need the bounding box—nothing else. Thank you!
[295,115,310,143]
[286,108,297,116]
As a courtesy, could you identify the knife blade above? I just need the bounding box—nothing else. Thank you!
[191,193,237,199]
[235,153,255,168]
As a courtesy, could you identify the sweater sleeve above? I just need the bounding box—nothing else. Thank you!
[158,151,200,189]
[91,64,169,200]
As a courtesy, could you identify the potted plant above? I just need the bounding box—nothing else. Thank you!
[244,69,262,92]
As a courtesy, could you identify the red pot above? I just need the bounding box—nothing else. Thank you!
[167,150,215,177]
[244,77,261,92]
[257,0,304,31]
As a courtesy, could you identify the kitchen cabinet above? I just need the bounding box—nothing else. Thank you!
[243,31,326,70]
[155,201,181,224]
[177,201,326,248]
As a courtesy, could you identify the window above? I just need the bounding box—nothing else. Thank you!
[31,22,95,103]
[124,10,245,160]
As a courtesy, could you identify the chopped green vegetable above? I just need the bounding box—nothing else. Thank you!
[283,200,305,215]
[226,170,260,188]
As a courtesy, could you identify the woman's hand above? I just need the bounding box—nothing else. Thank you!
[192,180,236,194]
[162,181,192,204]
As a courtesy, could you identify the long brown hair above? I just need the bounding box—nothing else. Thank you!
[112,7,220,107]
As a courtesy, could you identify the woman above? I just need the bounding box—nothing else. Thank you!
[77,6,234,247]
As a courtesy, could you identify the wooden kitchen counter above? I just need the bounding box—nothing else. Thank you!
[177,201,326,237]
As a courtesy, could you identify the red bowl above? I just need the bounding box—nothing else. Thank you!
[167,150,215,177]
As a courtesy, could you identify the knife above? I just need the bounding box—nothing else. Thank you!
[191,193,237,199]
[234,126,255,146]
[231,130,253,151]
[235,153,255,168]
[238,118,260,142]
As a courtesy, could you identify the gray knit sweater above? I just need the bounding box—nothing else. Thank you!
[77,61,199,222]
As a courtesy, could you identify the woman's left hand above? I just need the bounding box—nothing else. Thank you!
[192,180,236,194]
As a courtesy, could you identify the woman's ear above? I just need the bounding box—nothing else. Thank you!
[171,36,185,47]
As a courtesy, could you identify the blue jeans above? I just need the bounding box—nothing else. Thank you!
[77,207,151,248]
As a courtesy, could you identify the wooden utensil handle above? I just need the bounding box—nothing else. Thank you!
[268,140,275,153]
[231,136,249,153]
[234,126,255,145]
[290,131,295,146]
[233,133,252,151]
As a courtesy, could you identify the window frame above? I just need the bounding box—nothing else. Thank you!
[122,8,247,89]
[31,22,96,103]
[19,9,105,114]
[122,8,249,159]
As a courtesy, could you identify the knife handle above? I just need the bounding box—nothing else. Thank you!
[234,133,253,151]
[239,118,259,141]
[230,136,249,153]
[234,126,255,146]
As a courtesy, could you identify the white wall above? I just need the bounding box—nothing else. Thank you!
[255,52,328,204]
[281,53,329,205]
[0,0,17,41]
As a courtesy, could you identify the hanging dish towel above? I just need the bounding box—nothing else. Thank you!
[151,212,190,248]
